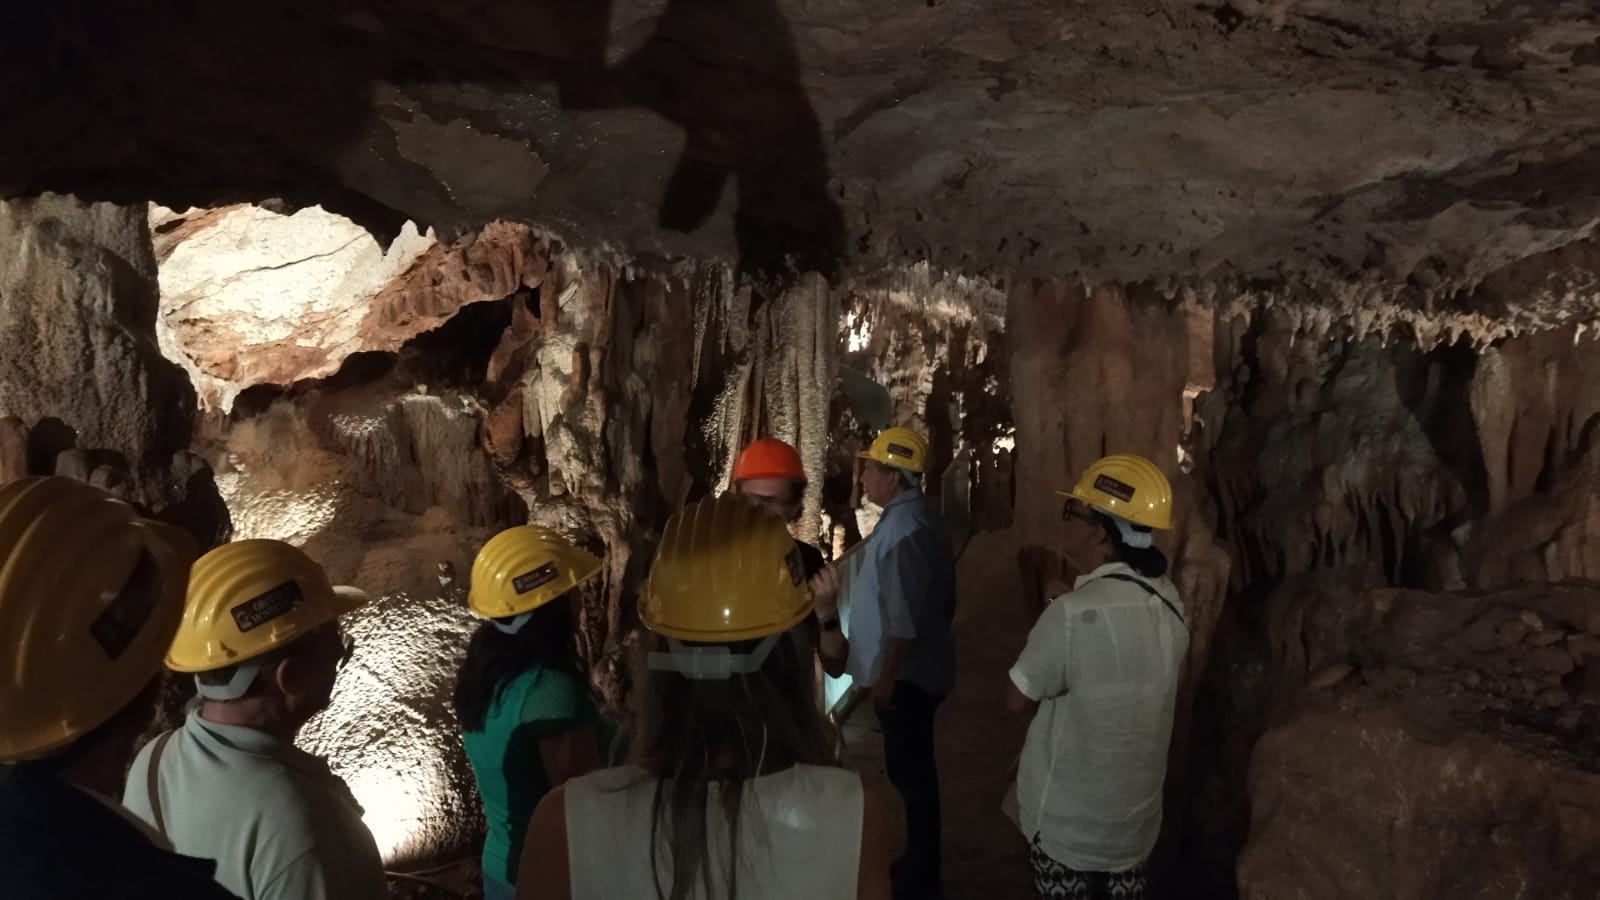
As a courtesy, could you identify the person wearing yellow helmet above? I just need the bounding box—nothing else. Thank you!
[813,425,956,900]
[517,493,891,900]
[0,476,241,900]
[121,539,387,900]
[454,525,614,900]
[1004,455,1190,900]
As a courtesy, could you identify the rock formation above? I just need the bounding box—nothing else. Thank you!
[0,193,227,537]
[212,377,520,859]
[1,196,196,491]
[1186,306,1600,897]
[1237,584,1600,900]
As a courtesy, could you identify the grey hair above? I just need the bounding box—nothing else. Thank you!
[194,641,301,700]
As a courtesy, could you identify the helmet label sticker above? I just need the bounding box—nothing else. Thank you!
[886,442,915,458]
[513,562,561,595]
[784,546,805,586]
[232,581,304,633]
[1094,474,1136,502]
[90,550,161,660]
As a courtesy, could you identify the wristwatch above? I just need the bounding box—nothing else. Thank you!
[819,616,841,632]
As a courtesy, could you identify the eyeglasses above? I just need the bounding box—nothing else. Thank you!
[1061,501,1096,524]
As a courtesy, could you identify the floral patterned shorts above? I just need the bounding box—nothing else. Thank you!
[1029,835,1147,900]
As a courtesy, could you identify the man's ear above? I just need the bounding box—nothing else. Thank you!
[269,655,303,699]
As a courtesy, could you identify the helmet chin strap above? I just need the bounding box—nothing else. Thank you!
[194,662,265,701]
[648,634,781,680]
[1109,514,1154,549]
[492,611,534,635]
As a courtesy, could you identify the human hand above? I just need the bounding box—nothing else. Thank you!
[871,678,895,713]
[810,564,842,619]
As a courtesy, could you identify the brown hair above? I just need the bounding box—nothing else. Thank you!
[624,628,838,900]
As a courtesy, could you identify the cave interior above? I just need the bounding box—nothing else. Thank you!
[3,1,1600,898]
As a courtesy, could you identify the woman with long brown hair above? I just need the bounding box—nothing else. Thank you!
[516,493,891,900]
[456,526,613,900]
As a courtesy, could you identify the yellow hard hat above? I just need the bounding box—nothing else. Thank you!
[469,525,603,622]
[0,477,196,761]
[167,539,369,674]
[640,493,812,643]
[858,427,929,475]
[1059,454,1174,530]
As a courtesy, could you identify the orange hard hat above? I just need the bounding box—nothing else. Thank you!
[732,438,806,483]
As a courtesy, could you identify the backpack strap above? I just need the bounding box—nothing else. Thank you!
[144,730,177,838]
[1098,573,1187,627]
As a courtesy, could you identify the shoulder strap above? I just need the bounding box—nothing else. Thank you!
[144,730,177,838]
[1098,573,1187,627]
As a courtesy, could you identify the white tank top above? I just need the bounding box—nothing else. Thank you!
[565,763,863,900]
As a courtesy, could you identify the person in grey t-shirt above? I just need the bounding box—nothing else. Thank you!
[123,539,388,900]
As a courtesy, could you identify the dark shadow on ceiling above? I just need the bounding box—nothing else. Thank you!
[0,0,845,296]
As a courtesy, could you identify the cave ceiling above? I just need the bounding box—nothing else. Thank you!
[2,0,1599,315]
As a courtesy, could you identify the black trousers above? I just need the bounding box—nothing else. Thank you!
[876,681,945,893]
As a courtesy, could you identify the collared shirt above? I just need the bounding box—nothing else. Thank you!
[0,765,241,900]
[845,489,957,696]
[1008,562,1189,871]
[122,710,389,900]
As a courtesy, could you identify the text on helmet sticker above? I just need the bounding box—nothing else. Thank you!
[90,549,161,660]
[784,546,805,586]
[886,442,915,458]
[513,562,561,595]
[231,581,304,633]
[1093,474,1136,502]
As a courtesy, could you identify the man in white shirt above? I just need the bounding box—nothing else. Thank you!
[1005,455,1189,900]
[123,539,389,900]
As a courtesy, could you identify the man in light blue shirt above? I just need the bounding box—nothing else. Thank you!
[814,426,956,900]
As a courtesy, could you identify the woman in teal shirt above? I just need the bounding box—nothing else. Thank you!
[454,526,611,900]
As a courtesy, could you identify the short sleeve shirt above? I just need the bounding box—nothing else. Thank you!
[462,665,611,886]
[122,711,388,900]
[844,490,957,695]
[1008,563,1189,871]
